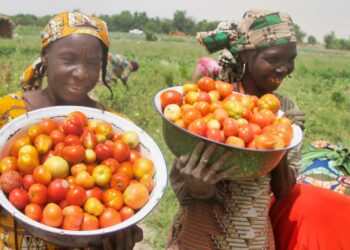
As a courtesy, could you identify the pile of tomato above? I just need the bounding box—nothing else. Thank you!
[160,76,294,150]
[0,111,155,231]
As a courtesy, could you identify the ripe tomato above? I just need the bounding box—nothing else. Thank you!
[40,150,55,164]
[183,83,198,94]
[84,149,97,164]
[250,123,263,135]
[208,90,220,102]
[62,205,84,230]
[206,128,223,142]
[64,135,82,146]
[67,111,88,127]
[9,188,29,209]
[123,183,149,210]
[217,82,233,99]
[238,124,254,144]
[119,206,135,221]
[182,108,202,125]
[184,91,199,105]
[223,92,242,103]
[95,121,113,140]
[194,101,210,116]
[102,188,124,210]
[27,125,43,142]
[110,173,130,192]
[65,176,77,189]
[86,187,103,201]
[81,129,97,149]
[49,129,65,146]
[257,93,281,114]
[163,104,182,122]
[160,90,183,109]
[188,119,207,137]
[61,116,84,136]
[95,143,113,161]
[10,136,31,157]
[70,163,87,177]
[117,161,134,179]
[226,136,245,148]
[0,170,23,194]
[223,100,244,119]
[81,213,99,230]
[255,133,283,149]
[197,76,216,92]
[223,118,238,137]
[22,174,35,190]
[39,119,58,135]
[197,92,211,103]
[99,208,121,228]
[28,183,48,205]
[62,145,85,164]
[47,179,69,202]
[17,153,39,175]
[42,203,63,228]
[207,119,221,130]
[66,186,87,206]
[0,156,18,173]
[101,158,119,175]
[250,111,272,128]
[24,203,42,222]
[54,142,65,156]
[213,108,228,125]
[112,140,130,163]
[139,174,154,193]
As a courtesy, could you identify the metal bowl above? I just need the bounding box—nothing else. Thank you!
[0,106,167,247]
[154,86,303,180]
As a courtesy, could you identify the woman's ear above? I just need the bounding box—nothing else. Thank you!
[41,50,48,66]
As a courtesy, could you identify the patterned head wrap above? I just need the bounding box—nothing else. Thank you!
[196,10,296,82]
[20,12,110,91]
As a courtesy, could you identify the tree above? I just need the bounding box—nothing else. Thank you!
[307,36,317,45]
[173,11,196,35]
[293,24,306,43]
[324,31,337,49]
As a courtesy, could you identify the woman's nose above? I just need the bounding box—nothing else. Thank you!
[275,63,289,75]
[73,64,88,80]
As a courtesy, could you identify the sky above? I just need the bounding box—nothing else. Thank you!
[1,0,349,42]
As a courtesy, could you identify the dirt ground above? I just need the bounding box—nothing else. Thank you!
[134,223,153,250]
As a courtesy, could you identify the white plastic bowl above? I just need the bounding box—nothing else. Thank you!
[0,106,167,247]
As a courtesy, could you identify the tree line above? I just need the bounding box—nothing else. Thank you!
[5,10,349,50]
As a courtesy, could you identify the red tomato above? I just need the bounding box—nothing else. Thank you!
[117,162,134,179]
[197,92,211,103]
[62,205,84,230]
[66,186,87,206]
[112,140,130,163]
[54,142,65,156]
[81,129,97,149]
[197,76,216,92]
[223,118,238,137]
[188,119,207,137]
[182,108,202,125]
[24,203,42,221]
[86,186,103,201]
[250,123,263,135]
[238,124,254,144]
[119,206,135,221]
[49,129,65,146]
[110,173,130,192]
[0,170,23,193]
[22,174,35,190]
[217,82,233,99]
[250,111,271,128]
[9,188,29,209]
[41,203,63,228]
[40,150,56,164]
[99,208,121,228]
[67,111,88,127]
[101,158,119,174]
[95,143,113,161]
[129,150,141,164]
[39,119,58,135]
[194,101,210,116]
[160,90,183,109]
[28,183,48,205]
[213,108,228,125]
[61,116,84,136]
[64,135,82,146]
[206,128,223,142]
[62,145,85,164]
[47,179,69,202]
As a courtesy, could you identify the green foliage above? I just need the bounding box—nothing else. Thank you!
[307,35,317,45]
[0,30,349,249]
[324,31,350,50]
[145,31,158,41]
[293,24,306,43]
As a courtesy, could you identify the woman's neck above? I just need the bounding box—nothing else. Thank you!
[241,76,269,98]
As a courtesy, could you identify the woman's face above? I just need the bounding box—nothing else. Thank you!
[244,43,297,95]
[42,34,103,105]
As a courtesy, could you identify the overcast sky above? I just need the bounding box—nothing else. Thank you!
[1,0,349,41]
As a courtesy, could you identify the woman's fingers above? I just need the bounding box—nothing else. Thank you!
[211,166,237,183]
[203,151,231,182]
[102,235,113,250]
[122,228,135,250]
[132,225,144,243]
[185,141,206,170]
[197,143,218,171]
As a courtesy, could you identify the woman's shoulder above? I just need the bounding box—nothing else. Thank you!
[0,92,27,128]
[274,92,300,112]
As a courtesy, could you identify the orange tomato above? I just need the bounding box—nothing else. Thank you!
[102,188,124,210]
[17,153,39,175]
[188,119,208,137]
[197,76,216,92]
[117,161,134,179]
[184,91,199,105]
[183,83,198,94]
[62,205,84,230]
[33,165,52,185]
[0,156,18,173]
[42,203,63,228]
[75,171,95,189]
[128,150,141,164]
[257,94,281,114]
[81,213,99,230]
[194,101,210,116]
[27,125,43,141]
[217,82,233,99]
[99,208,121,228]
[39,118,58,135]
[123,183,149,210]
[182,108,202,125]
[226,136,245,148]
[10,136,31,157]
[139,174,154,193]
[24,203,42,222]
[84,197,104,216]
[34,134,53,154]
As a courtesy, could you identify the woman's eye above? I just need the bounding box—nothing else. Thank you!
[265,57,279,64]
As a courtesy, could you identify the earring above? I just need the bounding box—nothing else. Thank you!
[237,63,246,81]
[38,64,46,76]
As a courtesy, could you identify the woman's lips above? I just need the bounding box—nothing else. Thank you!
[68,85,83,93]
[268,76,284,85]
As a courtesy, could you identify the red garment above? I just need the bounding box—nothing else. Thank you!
[270,183,350,250]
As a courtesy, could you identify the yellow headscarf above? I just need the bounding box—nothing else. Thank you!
[20,12,110,91]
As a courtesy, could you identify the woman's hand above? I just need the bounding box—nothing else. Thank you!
[174,142,236,198]
[90,225,143,250]
[284,109,305,130]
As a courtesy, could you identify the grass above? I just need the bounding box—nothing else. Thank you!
[0,27,349,249]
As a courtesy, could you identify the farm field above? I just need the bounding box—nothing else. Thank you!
[0,26,349,249]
